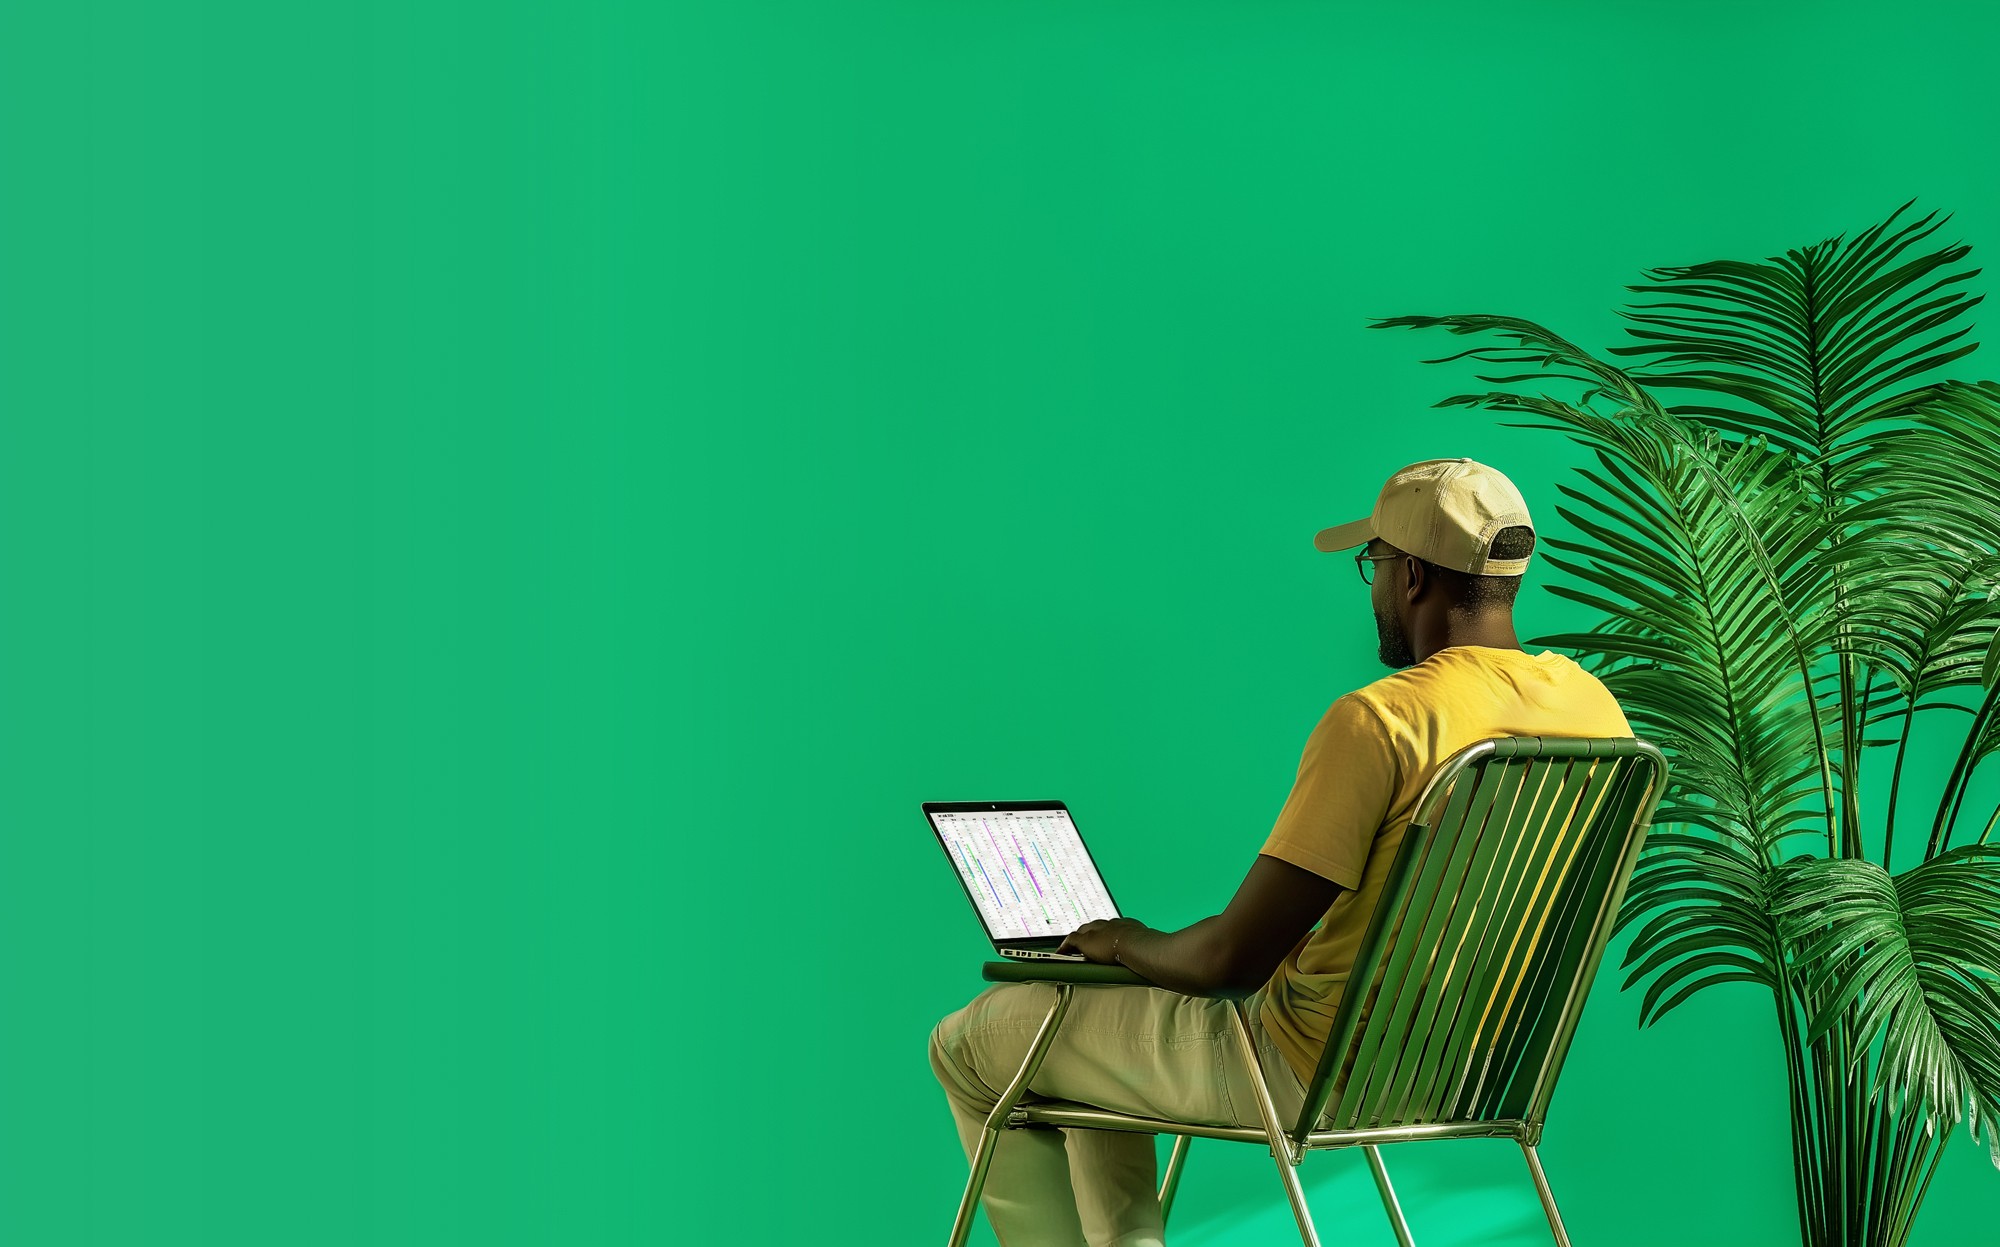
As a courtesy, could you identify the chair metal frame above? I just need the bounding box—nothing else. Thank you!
[944,735,1669,1247]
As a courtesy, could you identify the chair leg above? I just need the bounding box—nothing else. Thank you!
[1269,1145,1321,1247]
[1157,1134,1192,1226]
[944,985,1076,1247]
[1364,1145,1416,1247]
[1520,1142,1572,1247]
[1229,1003,1322,1247]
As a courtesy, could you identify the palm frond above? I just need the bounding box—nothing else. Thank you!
[1822,542,2000,704]
[1772,848,2000,1166]
[1514,417,1840,857]
[1555,433,1841,1024]
[1601,205,1993,864]
[1610,201,1983,465]
[1837,381,2000,559]
[1616,831,1782,1026]
[1369,314,1658,415]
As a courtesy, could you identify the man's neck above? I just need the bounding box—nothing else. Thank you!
[1411,617,1522,665]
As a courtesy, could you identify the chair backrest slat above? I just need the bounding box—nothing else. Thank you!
[1454,755,1630,1120]
[1328,763,1505,1121]
[1368,759,1552,1126]
[1485,759,1658,1123]
[1292,736,1667,1142]
[1409,754,1619,1120]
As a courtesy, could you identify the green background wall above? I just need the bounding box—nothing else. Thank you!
[1,1,1996,1243]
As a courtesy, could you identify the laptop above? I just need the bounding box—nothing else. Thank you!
[924,799,1122,961]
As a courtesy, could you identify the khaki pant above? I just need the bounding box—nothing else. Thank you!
[929,982,1312,1247]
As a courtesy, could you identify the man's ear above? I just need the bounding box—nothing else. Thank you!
[1403,555,1426,599]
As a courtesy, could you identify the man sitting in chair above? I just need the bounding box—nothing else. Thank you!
[929,458,1632,1247]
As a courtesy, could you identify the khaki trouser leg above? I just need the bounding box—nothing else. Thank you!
[930,982,1307,1247]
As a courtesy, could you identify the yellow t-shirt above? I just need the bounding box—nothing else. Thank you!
[1256,645,1632,1085]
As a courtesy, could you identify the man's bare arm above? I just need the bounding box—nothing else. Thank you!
[1055,854,1342,997]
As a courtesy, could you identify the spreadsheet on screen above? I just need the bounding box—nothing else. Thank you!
[931,808,1117,939]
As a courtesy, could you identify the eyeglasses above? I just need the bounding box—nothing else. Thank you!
[1355,550,1404,585]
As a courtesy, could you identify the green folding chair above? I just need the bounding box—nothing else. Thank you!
[944,735,1669,1247]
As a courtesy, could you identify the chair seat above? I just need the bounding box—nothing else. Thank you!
[1014,1098,1534,1151]
[1012,1100,1274,1145]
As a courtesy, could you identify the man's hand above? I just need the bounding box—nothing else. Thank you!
[1057,917,1147,964]
[1050,856,1344,997]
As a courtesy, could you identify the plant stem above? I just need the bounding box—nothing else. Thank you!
[1849,661,1876,860]
[1929,679,2000,859]
[1883,702,1916,868]
[1837,603,1861,858]
[1861,1091,1899,1247]
[1891,1098,1923,1247]
[1837,1018,1861,1247]
[1777,974,1827,1247]
[1885,1131,1946,1247]
[1889,556,1987,865]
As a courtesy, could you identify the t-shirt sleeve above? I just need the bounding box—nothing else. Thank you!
[1259,694,1400,890]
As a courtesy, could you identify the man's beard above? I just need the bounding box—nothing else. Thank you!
[1375,602,1415,669]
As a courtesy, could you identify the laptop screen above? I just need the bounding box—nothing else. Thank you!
[929,806,1119,940]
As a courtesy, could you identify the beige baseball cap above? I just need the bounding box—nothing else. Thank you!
[1314,458,1535,576]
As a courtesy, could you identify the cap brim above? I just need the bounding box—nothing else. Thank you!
[1313,517,1375,553]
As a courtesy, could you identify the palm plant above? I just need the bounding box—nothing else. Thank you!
[1375,202,2000,1247]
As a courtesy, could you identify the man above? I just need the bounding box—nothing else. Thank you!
[929,458,1632,1247]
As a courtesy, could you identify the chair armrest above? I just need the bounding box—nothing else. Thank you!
[983,960,1155,987]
